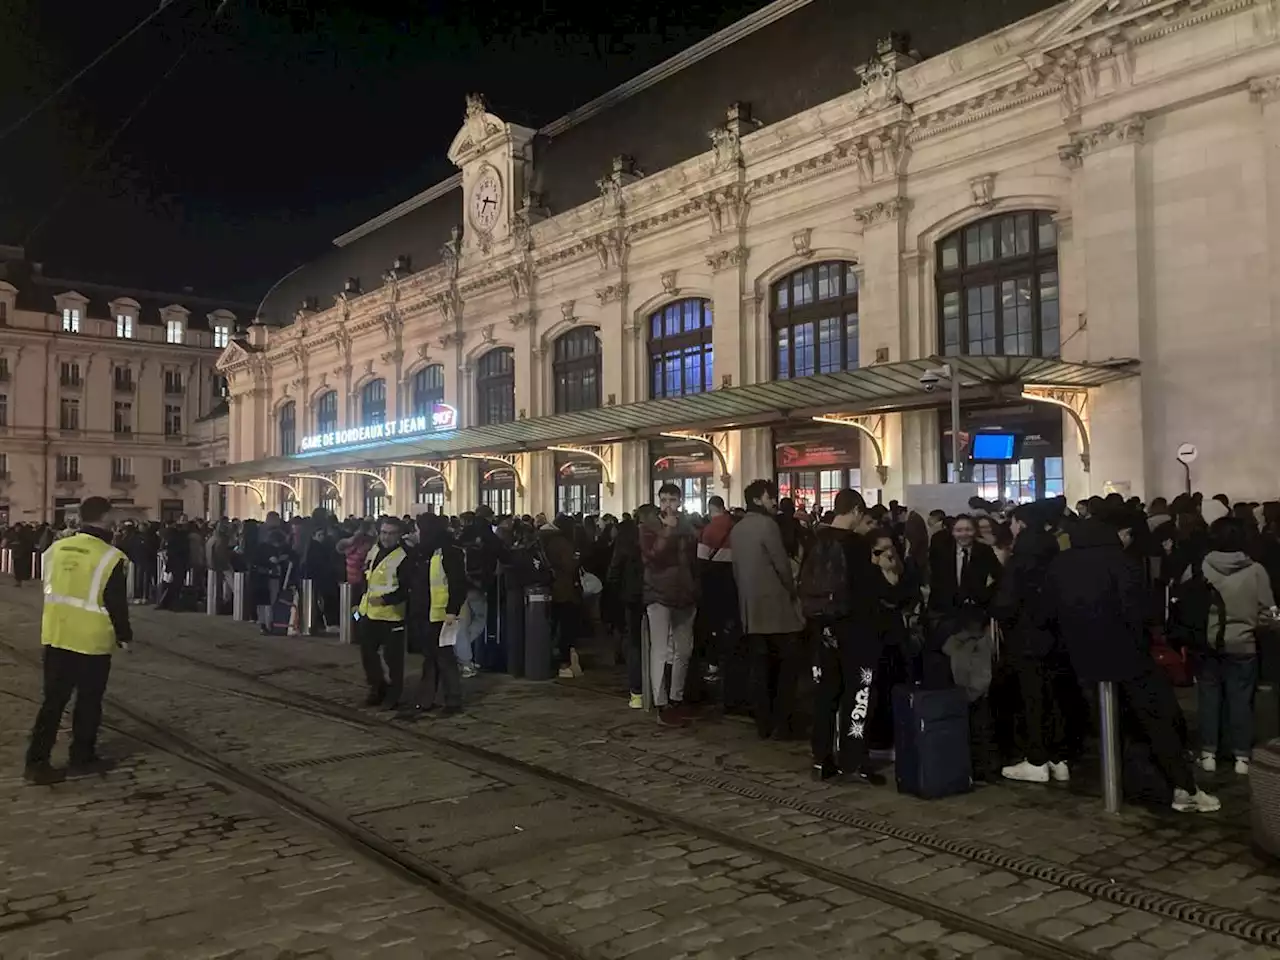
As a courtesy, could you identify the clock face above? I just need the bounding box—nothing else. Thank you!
[469,168,503,233]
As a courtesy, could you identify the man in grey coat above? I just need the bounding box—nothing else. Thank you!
[730,479,805,739]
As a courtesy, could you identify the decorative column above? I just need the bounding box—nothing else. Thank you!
[1061,115,1148,497]
[1252,76,1280,494]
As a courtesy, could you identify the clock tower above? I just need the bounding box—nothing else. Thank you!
[447,93,537,256]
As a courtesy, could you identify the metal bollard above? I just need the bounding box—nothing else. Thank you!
[185,567,195,588]
[206,569,218,616]
[33,550,43,580]
[300,579,314,636]
[1099,681,1122,814]
[126,562,137,601]
[1,548,10,575]
[338,582,353,645]
[232,571,247,622]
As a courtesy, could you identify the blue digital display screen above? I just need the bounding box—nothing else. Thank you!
[971,433,1018,461]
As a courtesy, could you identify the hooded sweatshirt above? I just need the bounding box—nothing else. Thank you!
[1201,550,1275,655]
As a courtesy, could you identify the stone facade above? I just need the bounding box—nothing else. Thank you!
[0,248,245,523]
[220,0,1280,519]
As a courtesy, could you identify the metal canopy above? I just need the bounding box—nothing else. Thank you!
[182,355,1136,483]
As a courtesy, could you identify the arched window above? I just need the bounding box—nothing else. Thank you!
[771,262,859,379]
[412,364,445,419]
[936,211,1059,357]
[278,401,296,456]
[476,348,515,426]
[553,327,601,413]
[315,390,338,435]
[649,298,712,398]
[361,378,386,427]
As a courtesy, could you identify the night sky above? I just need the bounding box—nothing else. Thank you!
[0,0,770,303]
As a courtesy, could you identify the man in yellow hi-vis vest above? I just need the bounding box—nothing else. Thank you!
[25,496,133,785]
[356,516,410,708]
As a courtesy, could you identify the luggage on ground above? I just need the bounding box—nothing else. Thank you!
[893,685,973,799]
[1250,738,1280,859]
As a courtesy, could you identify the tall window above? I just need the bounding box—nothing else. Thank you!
[0,393,7,427]
[113,365,133,391]
[361,378,386,427]
[937,211,1060,357]
[771,262,860,379]
[164,404,182,436]
[649,298,713,398]
[553,327,601,413]
[0,357,8,381]
[412,364,445,418]
[0,453,8,477]
[166,318,185,344]
[213,324,231,348]
[111,457,133,482]
[60,361,81,387]
[59,397,80,431]
[476,348,515,426]
[116,314,133,339]
[164,458,183,480]
[279,401,297,455]
[61,307,80,333]
[164,370,184,394]
[113,401,132,436]
[56,455,80,482]
[316,390,338,435]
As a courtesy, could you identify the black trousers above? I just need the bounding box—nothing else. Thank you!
[359,619,406,705]
[811,621,882,770]
[550,600,580,667]
[26,646,112,766]
[1116,662,1197,793]
[750,632,802,738]
[413,621,462,709]
[1014,654,1069,766]
[155,563,188,610]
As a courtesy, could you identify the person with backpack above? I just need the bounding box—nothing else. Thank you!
[1194,516,1275,775]
[803,489,885,784]
[730,480,805,740]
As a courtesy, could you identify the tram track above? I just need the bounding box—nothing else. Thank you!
[0,630,1102,960]
[68,630,1280,956]
[116,632,1280,949]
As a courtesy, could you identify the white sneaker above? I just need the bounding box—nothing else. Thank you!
[1048,761,1070,783]
[1199,752,1217,774]
[557,666,575,679]
[1172,788,1221,813]
[1002,760,1050,783]
[1235,758,1250,776]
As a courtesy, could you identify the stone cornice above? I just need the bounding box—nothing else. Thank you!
[1058,114,1146,167]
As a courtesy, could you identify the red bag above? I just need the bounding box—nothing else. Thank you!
[1152,637,1192,687]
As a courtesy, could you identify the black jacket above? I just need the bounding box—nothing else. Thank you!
[1038,518,1148,683]
[407,541,467,621]
[928,534,1000,614]
[990,527,1059,659]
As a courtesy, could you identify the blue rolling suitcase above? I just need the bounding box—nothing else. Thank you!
[893,685,974,799]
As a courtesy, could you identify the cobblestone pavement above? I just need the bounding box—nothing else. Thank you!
[2,584,1280,960]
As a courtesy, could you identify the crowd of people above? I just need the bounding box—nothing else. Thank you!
[7,484,1277,814]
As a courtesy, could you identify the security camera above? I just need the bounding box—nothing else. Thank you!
[918,370,941,393]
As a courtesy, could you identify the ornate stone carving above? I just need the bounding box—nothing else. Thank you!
[843,122,911,185]
[441,226,463,280]
[595,283,629,306]
[415,343,432,363]
[1058,115,1145,168]
[508,310,535,330]
[851,34,917,117]
[596,155,643,218]
[706,246,748,273]
[560,301,577,325]
[660,270,679,296]
[438,332,462,349]
[970,174,997,209]
[481,324,496,344]
[1251,75,1280,106]
[707,102,756,173]
[792,229,813,259]
[431,290,462,324]
[854,198,910,227]
[380,349,403,367]
[508,262,532,298]
[704,183,752,236]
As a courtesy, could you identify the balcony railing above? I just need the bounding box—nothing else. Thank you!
[114,426,133,437]
[164,382,184,396]
[60,376,83,388]
[113,380,135,394]
[55,473,81,483]
[111,474,135,484]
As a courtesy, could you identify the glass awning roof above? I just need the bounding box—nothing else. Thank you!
[182,355,1136,483]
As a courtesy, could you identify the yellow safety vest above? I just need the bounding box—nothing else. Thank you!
[41,532,126,656]
[358,545,406,622]
[429,550,449,623]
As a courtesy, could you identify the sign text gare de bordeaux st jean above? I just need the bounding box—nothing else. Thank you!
[298,404,458,453]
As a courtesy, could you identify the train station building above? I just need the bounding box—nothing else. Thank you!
[191,0,1280,518]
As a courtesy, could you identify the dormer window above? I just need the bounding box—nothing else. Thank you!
[207,308,236,349]
[56,291,88,335]
[161,304,190,345]
[110,297,138,340]
[213,324,230,348]
[62,307,81,333]
[0,282,14,325]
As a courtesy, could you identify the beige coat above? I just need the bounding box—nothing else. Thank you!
[730,511,804,636]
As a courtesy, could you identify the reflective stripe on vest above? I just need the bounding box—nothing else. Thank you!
[429,550,449,622]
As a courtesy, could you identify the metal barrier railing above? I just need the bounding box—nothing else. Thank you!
[1099,681,1121,815]
[338,583,353,645]
[232,571,247,622]
[0,548,11,575]
[206,569,219,616]
[299,579,314,635]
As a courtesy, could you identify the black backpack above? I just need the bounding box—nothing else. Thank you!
[798,529,852,622]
